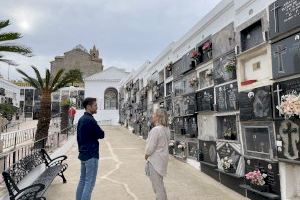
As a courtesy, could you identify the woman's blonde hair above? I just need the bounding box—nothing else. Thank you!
[155,108,168,127]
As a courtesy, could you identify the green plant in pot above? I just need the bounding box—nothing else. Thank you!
[224,57,236,72]
[60,98,72,134]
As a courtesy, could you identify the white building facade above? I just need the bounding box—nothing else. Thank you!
[0,77,20,108]
[76,67,129,125]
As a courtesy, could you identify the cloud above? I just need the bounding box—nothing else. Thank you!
[0,0,222,79]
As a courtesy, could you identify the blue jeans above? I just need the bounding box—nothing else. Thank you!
[76,158,99,200]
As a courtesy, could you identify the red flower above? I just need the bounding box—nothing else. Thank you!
[191,50,200,58]
[202,41,212,51]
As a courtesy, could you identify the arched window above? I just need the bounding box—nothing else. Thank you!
[104,88,118,110]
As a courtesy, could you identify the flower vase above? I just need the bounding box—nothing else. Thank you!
[169,147,174,154]
[250,183,269,192]
[207,51,212,59]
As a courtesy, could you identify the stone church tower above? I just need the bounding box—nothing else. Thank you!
[50,45,104,78]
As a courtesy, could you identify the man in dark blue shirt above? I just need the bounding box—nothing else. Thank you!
[76,97,105,200]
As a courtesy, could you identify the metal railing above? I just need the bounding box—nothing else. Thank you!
[0,113,62,151]
[0,124,77,184]
[0,127,36,150]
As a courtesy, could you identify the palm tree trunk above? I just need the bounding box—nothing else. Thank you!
[34,91,51,149]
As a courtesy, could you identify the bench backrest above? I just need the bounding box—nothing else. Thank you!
[2,149,46,195]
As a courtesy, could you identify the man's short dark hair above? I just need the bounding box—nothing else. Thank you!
[82,97,97,109]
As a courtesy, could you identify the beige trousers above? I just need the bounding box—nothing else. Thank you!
[147,163,168,200]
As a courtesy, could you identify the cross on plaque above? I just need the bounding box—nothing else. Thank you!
[273,84,283,115]
[283,122,298,157]
[271,2,281,33]
[274,45,287,73]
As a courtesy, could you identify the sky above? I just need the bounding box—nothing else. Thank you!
[0,0,222,80]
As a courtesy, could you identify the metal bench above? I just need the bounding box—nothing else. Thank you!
[2,149,68,200]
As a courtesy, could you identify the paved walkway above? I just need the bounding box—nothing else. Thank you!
[45,126,246,200]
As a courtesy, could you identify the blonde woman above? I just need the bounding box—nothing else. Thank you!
[145,109,170,200]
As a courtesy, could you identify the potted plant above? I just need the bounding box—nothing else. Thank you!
[220,157,235,173]
[202,41,212,59]
[224,57,236,72]
[60,98,72,134]
[190,49,201,63]
[276,91,300,119]
[224,128,237,140]
[245,170,269,192]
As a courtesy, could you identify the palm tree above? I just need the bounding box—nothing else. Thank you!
[0,19,32,66]
[17,66,75,148]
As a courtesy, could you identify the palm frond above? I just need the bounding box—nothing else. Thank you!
[0,55,18,66]
[0,32,22,42]
[0,20,10,30]
[51,76,74,92]
[16,68,41,89]
[50,69,64,89]
[0,43,32,56]
[31,66,44,88]
[21,77,40,89]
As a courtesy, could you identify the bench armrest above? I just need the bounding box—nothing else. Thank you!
[47,155,68,167]
[16,183,45,199]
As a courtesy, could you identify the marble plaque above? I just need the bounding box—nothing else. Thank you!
[244,158,281,195]
[199,140,217,165]
[217,142,244,176]
[269,0,300,39]
[196,87,214,112]
[173,96,183,116]
[187,141,199,159]
[165,96,173,112]
[273,77,300,119]
[276,119,300,163]
[198,114,217,141]
[272,31,300,79]
[212,23,235,59]
[241,122,276,159]
[239,86,273,121]
[213,52,237,85]
[184,115,198,138]
[215,82,238,112]
[182,94,196,115]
